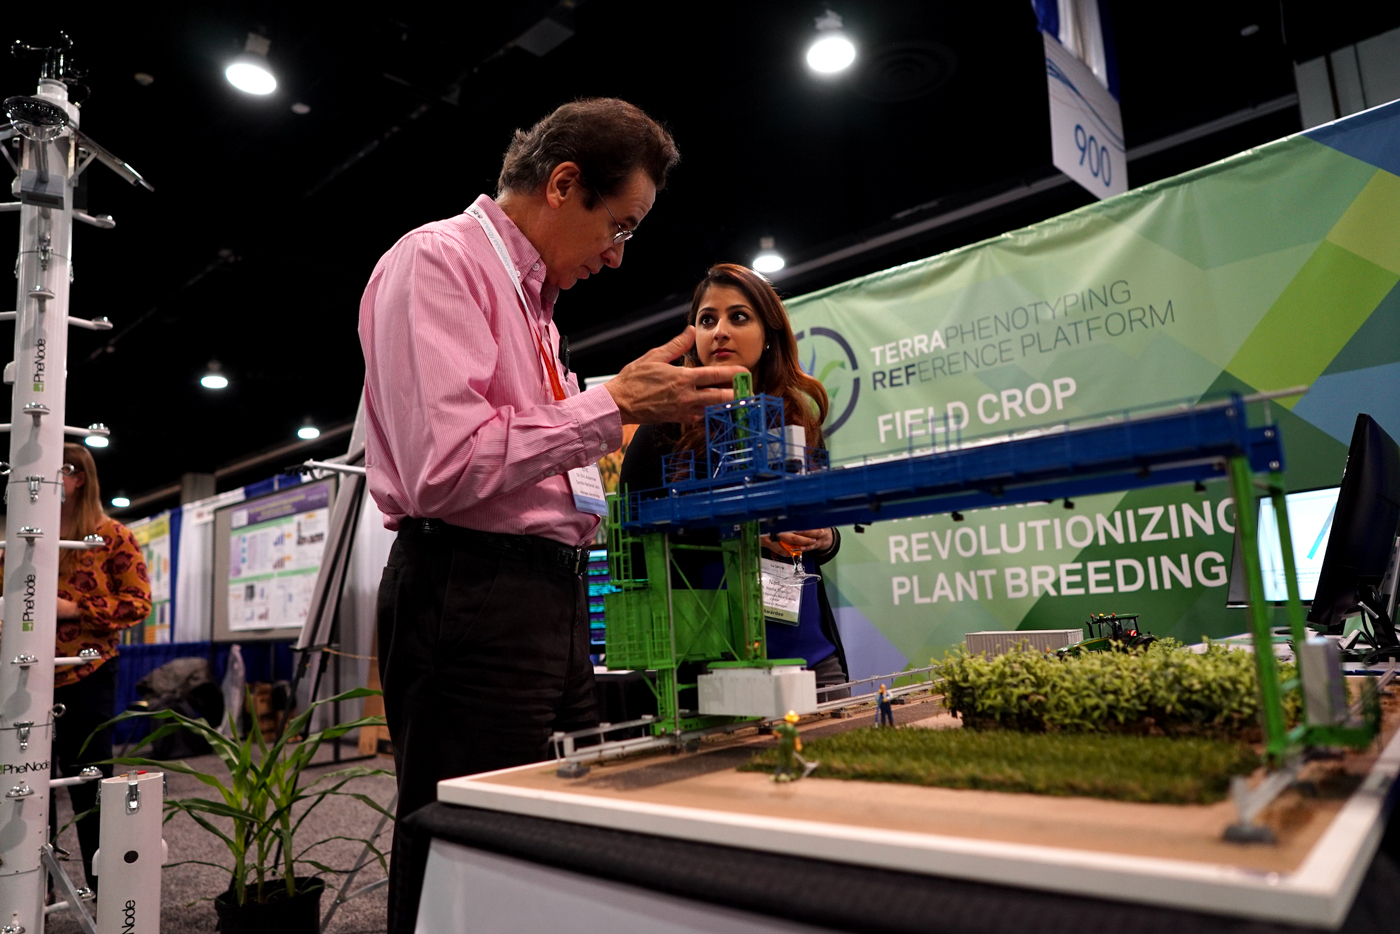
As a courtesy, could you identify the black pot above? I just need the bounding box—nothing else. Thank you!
[214,876,326,934]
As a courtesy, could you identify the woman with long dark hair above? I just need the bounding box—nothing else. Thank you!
[620,263,849,693]
[2,443,151,893]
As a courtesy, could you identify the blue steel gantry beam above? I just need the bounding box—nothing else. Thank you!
[622,394,1281,536]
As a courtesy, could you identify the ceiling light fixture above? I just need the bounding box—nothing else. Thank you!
[226,33,277,95]
[298,418,320,441]
[111,495,131,508]
[752,236,785,274]
[806,10,856,75]
[200,360,229,389]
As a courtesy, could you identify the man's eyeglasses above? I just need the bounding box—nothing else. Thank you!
[582,180,634,246]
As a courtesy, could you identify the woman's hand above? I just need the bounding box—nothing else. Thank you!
[56,597,80,620]
[761,529,834,555]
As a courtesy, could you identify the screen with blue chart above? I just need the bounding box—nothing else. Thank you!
[1254,487,1340,603]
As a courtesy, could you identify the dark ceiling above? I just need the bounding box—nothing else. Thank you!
[0,1,1393,513]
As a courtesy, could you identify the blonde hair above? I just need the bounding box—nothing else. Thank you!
[60,442,106,575]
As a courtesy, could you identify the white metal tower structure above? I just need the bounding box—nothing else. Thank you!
[0,35,152,934]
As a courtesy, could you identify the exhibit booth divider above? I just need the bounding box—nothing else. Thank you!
[113,469,395,742]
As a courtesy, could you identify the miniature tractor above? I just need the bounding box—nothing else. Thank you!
[1059,613,1156,656]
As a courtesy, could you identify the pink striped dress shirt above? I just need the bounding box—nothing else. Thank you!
[358,195,623,546]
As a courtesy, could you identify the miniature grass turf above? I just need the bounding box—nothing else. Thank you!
[739,728,1260,804]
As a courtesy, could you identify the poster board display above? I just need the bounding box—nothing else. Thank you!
[212,478,336,642]
[126,512,173,644]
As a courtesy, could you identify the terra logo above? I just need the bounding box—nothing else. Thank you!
[794,326,860,436]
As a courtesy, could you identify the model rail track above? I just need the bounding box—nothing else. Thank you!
[551,666,940,767]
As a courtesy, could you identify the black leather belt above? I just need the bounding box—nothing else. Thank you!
[403,518,588,575]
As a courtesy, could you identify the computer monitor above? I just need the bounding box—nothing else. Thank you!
[1226,487,1340,606]
[1306,414,1400,635]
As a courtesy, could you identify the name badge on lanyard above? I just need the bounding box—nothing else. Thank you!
[761,558,804,625]
[467,204,608,516]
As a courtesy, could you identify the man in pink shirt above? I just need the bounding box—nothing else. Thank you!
[359,98,745,931]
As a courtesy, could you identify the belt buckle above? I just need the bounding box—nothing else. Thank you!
[571,546,585,575]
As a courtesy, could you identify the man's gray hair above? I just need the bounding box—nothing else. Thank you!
[497,98,679,207]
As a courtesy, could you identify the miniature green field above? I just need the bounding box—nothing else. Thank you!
[740,728,1260,804]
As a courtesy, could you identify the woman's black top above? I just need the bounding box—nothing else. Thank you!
[618,423,849,679]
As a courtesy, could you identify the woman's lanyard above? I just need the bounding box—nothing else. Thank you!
[466,204,566,403]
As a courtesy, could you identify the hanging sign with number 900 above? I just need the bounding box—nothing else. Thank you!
[1044,32,1126,199]
[1074,124,1111,187]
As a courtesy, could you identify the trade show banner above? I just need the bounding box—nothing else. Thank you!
[787,101,1400,676]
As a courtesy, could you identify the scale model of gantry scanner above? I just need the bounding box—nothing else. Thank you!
[600,373,1376,771]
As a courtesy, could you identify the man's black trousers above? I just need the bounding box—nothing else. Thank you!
[51,658,117,890]
[378,522,598,934]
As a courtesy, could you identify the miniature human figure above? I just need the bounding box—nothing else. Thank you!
[875,683,895,728]
[772,710,817,782]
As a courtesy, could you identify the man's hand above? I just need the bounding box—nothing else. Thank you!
[605,327,747,425]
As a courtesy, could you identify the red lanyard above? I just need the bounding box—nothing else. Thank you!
[532,321,567,403]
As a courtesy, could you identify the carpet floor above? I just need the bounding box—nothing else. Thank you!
[45,744,395,934]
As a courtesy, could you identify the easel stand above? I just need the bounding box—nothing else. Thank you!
[275,402,390,925]
[278,400,373,758]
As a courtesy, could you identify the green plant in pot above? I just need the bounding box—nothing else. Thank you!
[94,686,391,933]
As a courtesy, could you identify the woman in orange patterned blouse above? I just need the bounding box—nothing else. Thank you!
[50,442,151,891]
